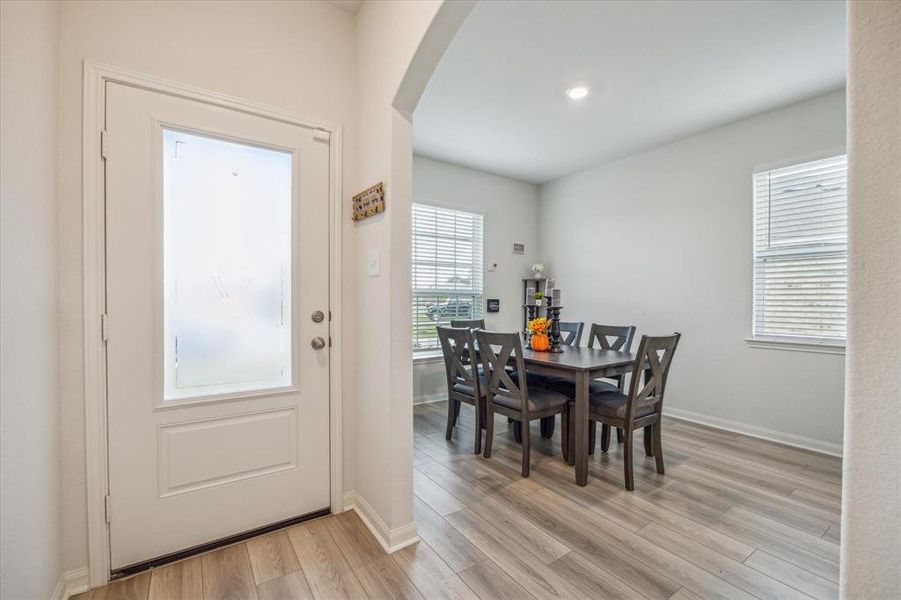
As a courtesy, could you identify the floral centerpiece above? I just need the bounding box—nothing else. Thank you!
[527,317,552,351]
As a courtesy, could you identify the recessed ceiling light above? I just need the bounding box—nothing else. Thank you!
[566,86,589,100]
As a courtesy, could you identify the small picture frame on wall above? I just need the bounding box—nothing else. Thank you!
[352,182,386,222]
[486,298,500,313]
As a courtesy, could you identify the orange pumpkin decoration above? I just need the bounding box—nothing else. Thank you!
[530,333,550,351]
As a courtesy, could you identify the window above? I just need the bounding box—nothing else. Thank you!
[411,203,484,354]
[752,154,847,345]
[163,129,293,400]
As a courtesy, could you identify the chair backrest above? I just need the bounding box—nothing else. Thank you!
[625,333,681,419]
[450,319,486,330]
[558,321,584,346]
[475,330,527,413]
[437,327,480,397]
[587,323,637,351]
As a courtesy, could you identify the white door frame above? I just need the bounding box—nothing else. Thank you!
[82,61,344,586]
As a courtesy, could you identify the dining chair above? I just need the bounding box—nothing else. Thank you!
[537,321,585,439]
[558,321,585,346]
[476,330,570,477]
[450,319,486,329]
[545,323,636,451]
[438,326,485,454]
[586,323,637,448]
[576,333,681,490]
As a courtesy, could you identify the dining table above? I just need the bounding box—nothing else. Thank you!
[517,345,638,486]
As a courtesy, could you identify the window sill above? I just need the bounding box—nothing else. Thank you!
[744,337,845,355]
[413,352,444,365]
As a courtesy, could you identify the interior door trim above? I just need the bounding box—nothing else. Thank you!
[82,61,344,587]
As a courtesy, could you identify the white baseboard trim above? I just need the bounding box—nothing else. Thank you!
[342,490,419,553]
[664,407,843,457]
[51,567,90,600]
[50,575,65,600]
[413,393,446,406]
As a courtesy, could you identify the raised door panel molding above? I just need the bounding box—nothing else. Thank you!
[158,407,298,497]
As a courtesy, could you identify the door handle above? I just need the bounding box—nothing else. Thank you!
[311,336,326,350]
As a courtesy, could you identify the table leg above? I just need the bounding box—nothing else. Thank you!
[574,371,589,486]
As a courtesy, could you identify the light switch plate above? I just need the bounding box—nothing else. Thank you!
[368,249,380,277]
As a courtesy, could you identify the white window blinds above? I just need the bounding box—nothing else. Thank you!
[752,154,847,343]
[411,203,484,353]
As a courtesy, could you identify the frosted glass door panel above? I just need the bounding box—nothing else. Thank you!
[163,129,292,400]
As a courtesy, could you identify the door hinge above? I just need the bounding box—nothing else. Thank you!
[101,313,109,342]
[328,337,332,347]
[312,128,330,143]
[104,495,111,523]
[100,130,109,160]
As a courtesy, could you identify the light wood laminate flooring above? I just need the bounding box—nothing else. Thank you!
[74,401,841,599]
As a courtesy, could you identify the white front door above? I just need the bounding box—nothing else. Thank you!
[104,82,330,571]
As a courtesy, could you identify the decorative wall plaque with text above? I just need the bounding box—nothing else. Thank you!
[352,182,385,222]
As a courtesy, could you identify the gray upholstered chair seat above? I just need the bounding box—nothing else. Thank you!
[492,388,569,412]
[452,376,488,398]
[508,370,558,391]
[588,391,656,419]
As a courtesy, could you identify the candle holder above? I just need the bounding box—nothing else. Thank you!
[546,305,564,353]
[524,304,538,341]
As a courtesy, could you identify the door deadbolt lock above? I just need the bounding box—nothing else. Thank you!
[311,310,325,323]
[311,336,326,350]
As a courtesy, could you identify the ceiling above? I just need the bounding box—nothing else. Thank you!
[413,0,846,184]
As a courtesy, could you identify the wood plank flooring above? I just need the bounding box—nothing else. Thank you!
[75,401,841,599]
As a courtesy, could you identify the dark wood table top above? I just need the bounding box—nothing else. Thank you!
[521,345,636,372]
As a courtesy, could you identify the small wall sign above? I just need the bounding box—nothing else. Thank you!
[487,298,500,313]
[352,182,385,222]
[512,243,525,254]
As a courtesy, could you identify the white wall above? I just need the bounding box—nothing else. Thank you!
[351,0,474,545]
[48,0,473,575]
[841,1,901,596]
[0,1,63,598]
[55,0,358,574]
[539,89,846,453]
[412,156,539,403]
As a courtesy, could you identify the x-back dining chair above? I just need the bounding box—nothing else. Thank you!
[476,330,570,477]
[547,323,636,450]
[437,326,485,454]
[581,332,681,490]
[450,318,486,372]
[558,321,585,347]
[587,323,637,447]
